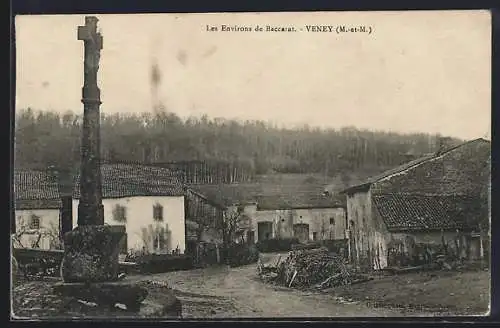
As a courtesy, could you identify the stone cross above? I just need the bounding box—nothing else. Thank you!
[77,16,104,226]
[60,16,126,284]
[55,18,181,316]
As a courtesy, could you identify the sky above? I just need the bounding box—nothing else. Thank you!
[15,11,491,140]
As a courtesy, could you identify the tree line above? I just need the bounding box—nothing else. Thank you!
[14,108,463,178]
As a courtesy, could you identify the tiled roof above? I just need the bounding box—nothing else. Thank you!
[256,192,345,210]
[341,155,435,193]
[14,170,62,210]
[189,175,345,210]
[342,138,491,195]
[188,183,261,208]
[73,163,184,199]
[373,193,486,232]
[372,138,490,196]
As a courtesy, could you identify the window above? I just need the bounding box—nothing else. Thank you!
[312,232,317,241]
[330,218,335,225]
[153,203,164,222]
[29,215,40,230]
[113,204,127,223]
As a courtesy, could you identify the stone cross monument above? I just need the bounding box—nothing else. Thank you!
[77,16,104,226]
[54,17,181,317]
[59,16,126,285]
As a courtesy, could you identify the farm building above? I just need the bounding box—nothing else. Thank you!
[72,163,186,255]
[342,138,490,271]
[185,174,347,247]
[13,169,63,250]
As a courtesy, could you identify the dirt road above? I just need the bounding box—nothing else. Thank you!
[133,253,406,318]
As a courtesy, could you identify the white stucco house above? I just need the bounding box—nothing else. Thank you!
[72,163,186,255]
[14,169,63,250]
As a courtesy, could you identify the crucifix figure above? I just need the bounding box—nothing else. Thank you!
[78,17,103,90]
[77,16,104,226]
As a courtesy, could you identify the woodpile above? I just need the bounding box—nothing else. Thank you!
[261,247,371,289]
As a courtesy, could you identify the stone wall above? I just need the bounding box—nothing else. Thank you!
[346,189,392,271]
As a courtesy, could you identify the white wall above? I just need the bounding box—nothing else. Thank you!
[295,208,347,241]
[15,209,60,250]
[232,204,347,243]
[72,196,185,254]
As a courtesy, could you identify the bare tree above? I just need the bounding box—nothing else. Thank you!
[319,219,329,240]
[12,217,29,248]
[12,217,62,250]
[274,216,282,239]
[138,223,172,254]
[220,205,246,261]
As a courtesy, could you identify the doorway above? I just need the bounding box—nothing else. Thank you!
[257,222,273,242]
[293,223,310,243]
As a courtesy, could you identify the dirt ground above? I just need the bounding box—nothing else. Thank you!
[131,253,405,318]
[330,268,490,316]
[12,253,489,319]
[156,270,405,318]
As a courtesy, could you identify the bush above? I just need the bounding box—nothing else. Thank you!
[134,254,194,273]
[227,243,260,267]
[256,238,299,253]
[13,248,64,278]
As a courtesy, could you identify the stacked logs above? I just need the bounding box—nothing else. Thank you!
[272,247,369,289]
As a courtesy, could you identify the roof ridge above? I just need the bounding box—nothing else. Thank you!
[374,192,475,198]
[342,138,490,193]
[436,137,490,156]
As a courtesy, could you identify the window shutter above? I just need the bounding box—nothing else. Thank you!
[30,215,40,229]
[113,204,127,223]
[153,203,164,222]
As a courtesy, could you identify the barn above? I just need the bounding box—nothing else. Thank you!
[342,138,490,271]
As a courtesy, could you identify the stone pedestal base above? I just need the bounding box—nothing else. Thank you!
[51,280,182,318]
[60,225,125,283]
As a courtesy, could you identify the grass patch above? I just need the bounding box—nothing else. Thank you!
[333,269,490,315]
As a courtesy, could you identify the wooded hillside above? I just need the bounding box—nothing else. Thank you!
[15,108,463,183]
